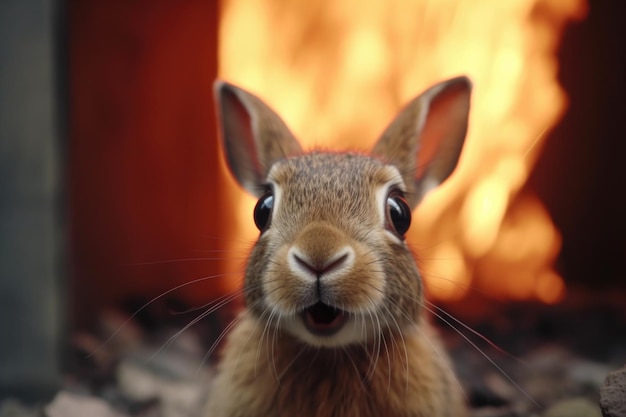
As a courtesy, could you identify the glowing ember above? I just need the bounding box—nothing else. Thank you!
[218,0,587,303]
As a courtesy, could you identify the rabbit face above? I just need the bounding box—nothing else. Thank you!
[244,152,422,347]
[215,76,471,348]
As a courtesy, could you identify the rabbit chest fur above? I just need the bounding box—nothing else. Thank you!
[208,311,463,417]
[207,77,472,416]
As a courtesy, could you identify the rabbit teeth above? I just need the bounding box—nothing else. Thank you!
[302,302,347,336]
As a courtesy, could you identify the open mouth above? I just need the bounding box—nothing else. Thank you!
[302,302,347,336]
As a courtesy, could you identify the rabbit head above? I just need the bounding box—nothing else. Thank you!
[215,78,471,348]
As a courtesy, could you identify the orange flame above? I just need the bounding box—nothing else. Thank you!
[218,0,587,304]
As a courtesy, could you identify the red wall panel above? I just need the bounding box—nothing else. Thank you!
[69,0,224,330]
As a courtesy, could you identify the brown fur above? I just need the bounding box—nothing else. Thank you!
[208,312,464,417]
[208,77,472,416]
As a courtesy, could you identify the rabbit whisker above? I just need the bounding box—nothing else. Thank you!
[381,302,410,399]
[197,312,243,377]
[122,257,248,266]
[254,307,273,377]
[231,298,271,377]
[412,297,539,408]
[170,287,246,315]
[277,343,308,381]
[151,288,247,360]
[423,299,529,366]
[342,345,369,393]
[378,312,392,396]
[418,269,492,297]
[269,305,282,385]
[89,271,242,359]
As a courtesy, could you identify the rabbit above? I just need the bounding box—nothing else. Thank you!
[206,76,472,417]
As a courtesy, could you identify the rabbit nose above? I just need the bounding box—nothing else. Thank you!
[292,251,350,278]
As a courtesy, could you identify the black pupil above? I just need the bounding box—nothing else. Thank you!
[387,195,411,237]
[254,193,273,231]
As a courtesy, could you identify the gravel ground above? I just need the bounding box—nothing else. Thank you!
[2,291,624,417]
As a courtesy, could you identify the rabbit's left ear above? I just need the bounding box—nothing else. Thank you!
[214,81,303,197]
[372,76,471,208]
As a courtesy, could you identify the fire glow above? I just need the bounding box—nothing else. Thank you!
[218,0,587,304]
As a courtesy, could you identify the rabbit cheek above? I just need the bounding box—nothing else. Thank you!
[333,245,386,309]
[241,239,274,315]
[386,249,424,320]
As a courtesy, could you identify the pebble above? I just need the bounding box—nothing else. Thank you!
[45,391,129,417]
[542,398,602,417]
[117,359,209,417]
[600,365,626,417]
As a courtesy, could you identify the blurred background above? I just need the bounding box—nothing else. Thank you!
[1,0,625,406]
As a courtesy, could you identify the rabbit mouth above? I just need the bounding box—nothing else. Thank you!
[302,302,347,336]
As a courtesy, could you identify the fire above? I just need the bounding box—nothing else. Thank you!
[218,0,586,303]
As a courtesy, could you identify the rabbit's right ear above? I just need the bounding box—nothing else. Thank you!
[372,77,471,208]
[214,81,303,197]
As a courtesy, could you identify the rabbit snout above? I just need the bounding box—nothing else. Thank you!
[267,221,385,312]
[261,221,388,346]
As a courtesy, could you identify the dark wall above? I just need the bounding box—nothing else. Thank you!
[0,0,63,400]
[532,0,626,288]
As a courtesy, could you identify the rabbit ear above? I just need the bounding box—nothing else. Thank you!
[372,76,472,208]
[214,81,303,197]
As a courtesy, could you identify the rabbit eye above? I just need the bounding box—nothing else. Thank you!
[386,192,411,237]
[253,192,274,232]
